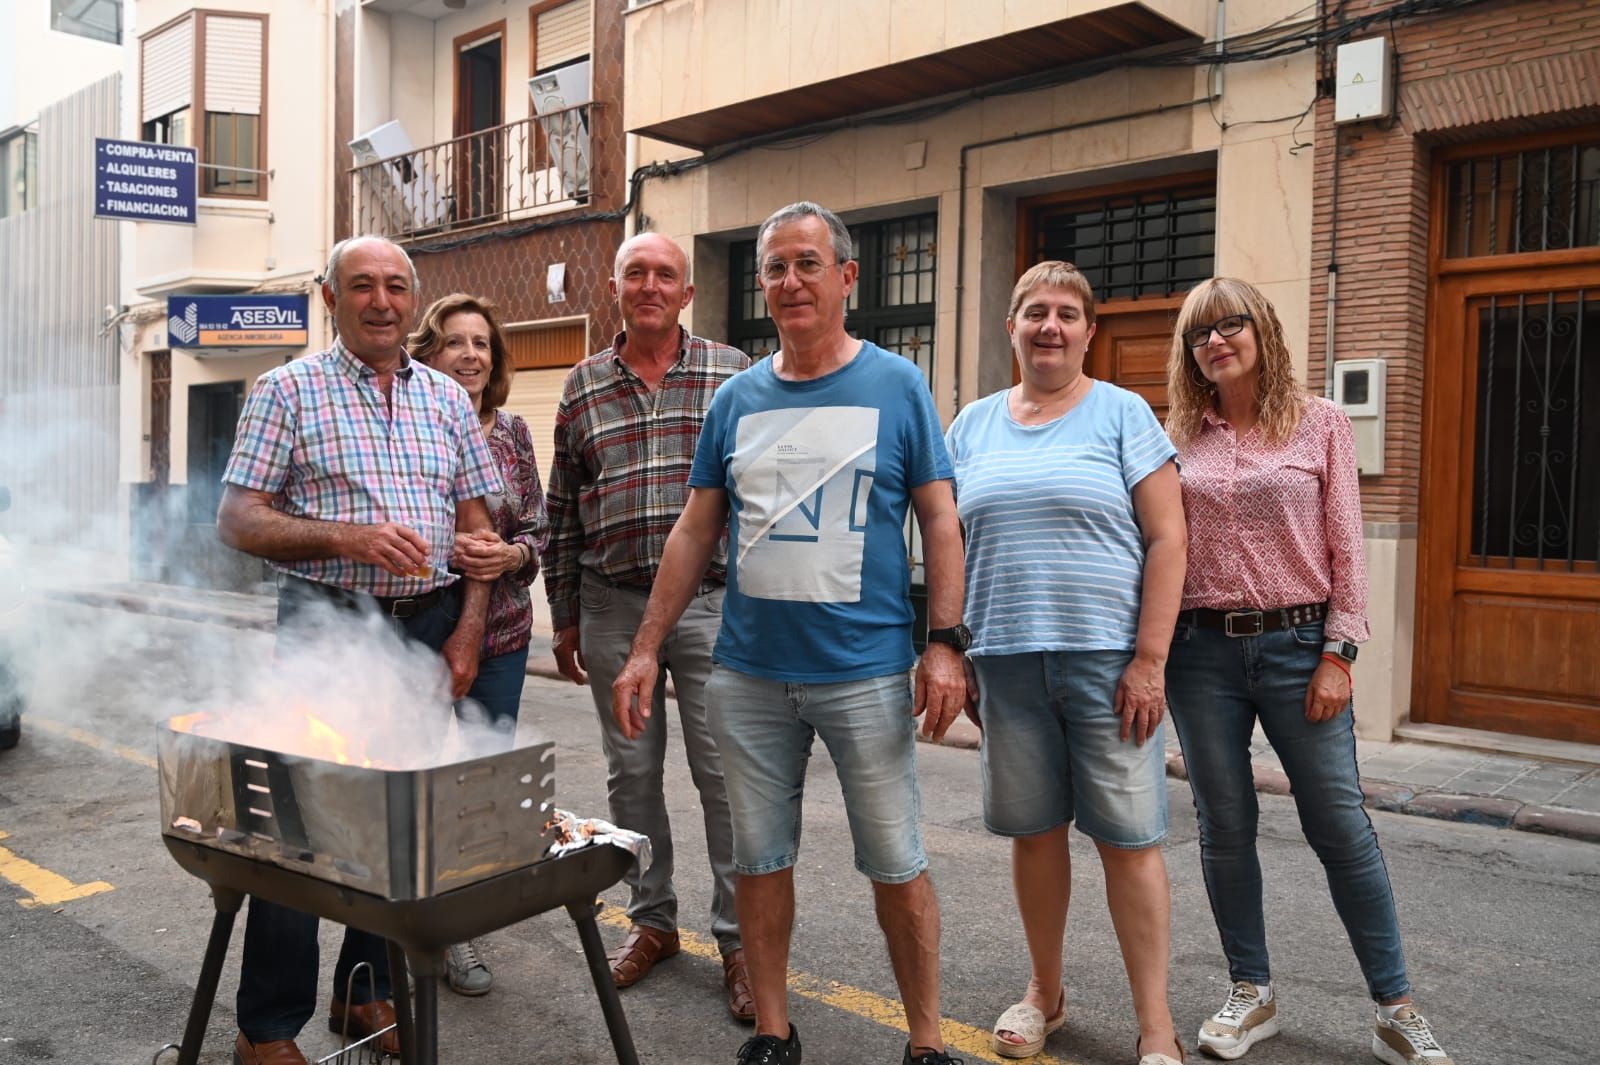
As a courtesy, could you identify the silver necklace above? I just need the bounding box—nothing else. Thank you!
[1017,374,1086,415]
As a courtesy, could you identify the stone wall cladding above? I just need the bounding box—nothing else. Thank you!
[1307,0,1600,524]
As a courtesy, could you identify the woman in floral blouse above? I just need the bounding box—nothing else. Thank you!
[1163,278,1451,1065]
[411,293,549,996]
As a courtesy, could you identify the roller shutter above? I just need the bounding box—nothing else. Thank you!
[141,16,194,123]
[534,0,591,72]
[204,16,264,115]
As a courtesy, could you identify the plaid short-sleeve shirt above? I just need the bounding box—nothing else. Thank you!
[223,339,502,597]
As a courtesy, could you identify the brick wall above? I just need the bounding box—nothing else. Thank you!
[1307,0,1600,524]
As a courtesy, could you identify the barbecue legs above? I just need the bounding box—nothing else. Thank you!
[567,901,641,1065]
[177,887,245,1065]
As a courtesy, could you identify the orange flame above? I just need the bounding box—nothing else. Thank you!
[167,712,212,734]
[301,711,377,768]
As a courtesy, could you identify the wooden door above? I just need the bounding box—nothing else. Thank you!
[1416,268,1600,742]
[453,24,504,224]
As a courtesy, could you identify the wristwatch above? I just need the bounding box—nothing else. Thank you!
[926,624,973,652]
[1322,639,1359,664]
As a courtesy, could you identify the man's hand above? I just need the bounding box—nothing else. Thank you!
[336,522,430,577]
[1304,659,1351,723]
[441,623,483,699]
[553,625,587,685]
[913,642,967,742]
[610,652,659,741]
[452,529,520,581]
[1114,651,1167,745]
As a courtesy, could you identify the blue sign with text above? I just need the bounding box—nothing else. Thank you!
[167,294,310,349]
[94,137,197,225]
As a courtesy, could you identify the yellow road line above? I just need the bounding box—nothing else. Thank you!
[28,716,157,769]
[0,830,115,908]
[596,905,1079,1064]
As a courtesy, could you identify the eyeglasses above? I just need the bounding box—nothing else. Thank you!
[1182,313,1253,350]
[758,256,840,284]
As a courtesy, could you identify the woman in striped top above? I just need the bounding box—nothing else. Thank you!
[946,261,1188,1065]
[1163,278,1451,1065]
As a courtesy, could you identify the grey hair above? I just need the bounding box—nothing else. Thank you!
[755,201,855,264]
[323,235,420,297]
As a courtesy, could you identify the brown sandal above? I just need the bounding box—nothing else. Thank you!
[607,925,681,988]
[722,948,757,1023]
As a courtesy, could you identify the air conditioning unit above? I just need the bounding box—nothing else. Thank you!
[529,61,591,201]
[349,120,449,233]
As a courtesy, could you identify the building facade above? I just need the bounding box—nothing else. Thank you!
[0,2,126,563]
[621,0,1599,747]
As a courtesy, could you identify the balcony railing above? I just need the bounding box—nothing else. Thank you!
[351,104,593,242]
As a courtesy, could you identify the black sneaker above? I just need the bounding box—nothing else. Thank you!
[903,1046,964,1065]
[737,1025,801,1065]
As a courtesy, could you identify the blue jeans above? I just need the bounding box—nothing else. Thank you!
[705,667,927,884]
[1165,617,1411,1001]
[237,577,462,1041]
[463,644,529,727]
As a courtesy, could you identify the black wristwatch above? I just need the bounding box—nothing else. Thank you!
[926,624,973,652]
[1322,639,1359,664]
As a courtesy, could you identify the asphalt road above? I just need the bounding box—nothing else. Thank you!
[0,603,1596,1065]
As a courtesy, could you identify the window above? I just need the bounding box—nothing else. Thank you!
[1029,180,1215,303]
[728,212,939,382]
[140,13,266,199]
[52,0,121,45]
[531,0,592,76]
[0,128,38,219]
[1447,138,1600,258]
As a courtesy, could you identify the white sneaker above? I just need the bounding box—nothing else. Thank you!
[1373,1005,1453,1064]
[1197,981,1279,1060]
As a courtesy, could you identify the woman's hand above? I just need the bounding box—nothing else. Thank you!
[452,529,521,581]
[1305,659,1351,722]
[1114,652,1167,745]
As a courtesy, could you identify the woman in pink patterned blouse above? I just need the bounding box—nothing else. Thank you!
[411,293,549,997]
[1163,278,1451,1065]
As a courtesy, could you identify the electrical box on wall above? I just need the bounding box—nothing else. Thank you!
[1334,37,1393,124]
[1334,359,1386,475]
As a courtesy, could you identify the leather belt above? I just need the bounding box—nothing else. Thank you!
[281,574,452,619]
[1182,602,1327,637]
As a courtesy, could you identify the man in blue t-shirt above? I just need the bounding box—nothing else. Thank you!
[612,202,968,1065]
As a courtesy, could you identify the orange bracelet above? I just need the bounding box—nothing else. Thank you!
[1319,653,1353,683]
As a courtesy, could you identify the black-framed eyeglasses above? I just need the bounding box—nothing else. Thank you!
[1182,313,1253,350]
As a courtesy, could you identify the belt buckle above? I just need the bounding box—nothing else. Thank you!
[388,595,421,618]
[1224,610,1264,637]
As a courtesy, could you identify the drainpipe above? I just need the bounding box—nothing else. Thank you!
[1213,0,1227,101]
[952,97,1210,411]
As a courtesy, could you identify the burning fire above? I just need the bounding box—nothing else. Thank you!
[302,712,377,768]
[167,709,382,768]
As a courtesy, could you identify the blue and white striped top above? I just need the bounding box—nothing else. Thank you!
[945,381,1176,655]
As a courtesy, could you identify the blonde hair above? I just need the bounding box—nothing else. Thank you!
[1009,261,1097,325]
[409,293,515,414]
[1166,277,1305,447]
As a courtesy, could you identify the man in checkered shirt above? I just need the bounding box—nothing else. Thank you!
[543,232,754,1020]
[217,235,501,1065]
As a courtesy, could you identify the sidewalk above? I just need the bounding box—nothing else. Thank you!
[44,580,1600,846]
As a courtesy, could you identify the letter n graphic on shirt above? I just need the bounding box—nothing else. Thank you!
[730,406,878,602]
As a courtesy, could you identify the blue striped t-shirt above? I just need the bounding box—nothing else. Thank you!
[945,381,1176,655]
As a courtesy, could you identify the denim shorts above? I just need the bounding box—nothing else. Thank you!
[704,666,928,884]
[973,650,1168,848]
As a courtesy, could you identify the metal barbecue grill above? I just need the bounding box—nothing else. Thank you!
[157,721,640,1065]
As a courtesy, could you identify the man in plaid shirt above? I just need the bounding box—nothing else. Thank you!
[543,232,753,1020]
[217,235,501,1065]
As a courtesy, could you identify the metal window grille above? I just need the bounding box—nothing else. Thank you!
[1032,185,1215,302]
[1470,291,1599,569]
[727,212,937,381]
[1447,140,1600,259]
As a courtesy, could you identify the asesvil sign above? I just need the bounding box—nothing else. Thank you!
[167,294,310,349]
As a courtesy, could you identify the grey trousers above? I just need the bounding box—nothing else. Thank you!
[578,569,740,952]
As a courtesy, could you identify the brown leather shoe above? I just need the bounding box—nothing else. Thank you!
[233,1032,308,1065]
[722,947,756,1023]
[327,998,401,1057]
[606,924,680,988]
